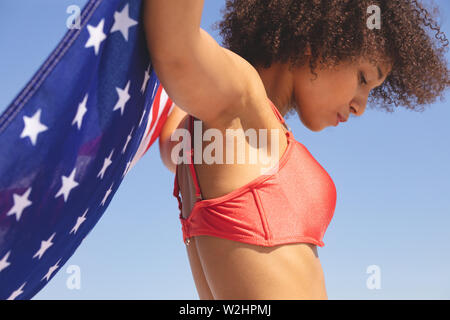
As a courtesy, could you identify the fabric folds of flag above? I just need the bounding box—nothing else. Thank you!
[0,0,173,299]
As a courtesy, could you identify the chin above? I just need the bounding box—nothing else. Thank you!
[308,125,324,132]
[298,113,324,132]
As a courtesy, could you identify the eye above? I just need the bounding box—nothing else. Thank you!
[359,71,367,85]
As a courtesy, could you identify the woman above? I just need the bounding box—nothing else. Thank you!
[144,0,449,299]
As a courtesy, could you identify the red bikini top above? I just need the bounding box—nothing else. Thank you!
[173,98,337,247]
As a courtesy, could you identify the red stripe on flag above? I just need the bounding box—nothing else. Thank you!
[146,98,173,151]
[144,85,162,140]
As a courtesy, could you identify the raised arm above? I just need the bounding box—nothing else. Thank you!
[143,0,260,127]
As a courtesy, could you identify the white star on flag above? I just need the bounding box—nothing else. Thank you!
[101,183,114,206]
[20,109,48,146]
[42,259,61,282]
[97,149,114,179]
[113,81,131,116]
[33,233,56,260]
[122,160,132,178]
[7,282,26,300]
[70,209,89,235]
[141,64,151,93]
[6,187,32,222]
[110,4,138,41]
[85,19,106,55]
[0,251,11,272]
[72,94,88,130]
[122,127,134,154]
[55,168,79,202]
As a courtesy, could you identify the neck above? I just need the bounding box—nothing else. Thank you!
[254,62,294,117]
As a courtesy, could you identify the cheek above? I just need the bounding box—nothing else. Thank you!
[322,73,356,104]
[332,70,358,99]
[296,75,344,114]
[294,72,356,130]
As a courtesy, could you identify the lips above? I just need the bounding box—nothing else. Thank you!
[338,113,348,123]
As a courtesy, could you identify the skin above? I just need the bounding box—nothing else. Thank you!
[159,51,391,299]
[256,55,392,131]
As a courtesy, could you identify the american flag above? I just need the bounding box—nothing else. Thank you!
[0,0,173,299]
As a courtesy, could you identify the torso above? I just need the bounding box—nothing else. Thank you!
[174,52,328,299]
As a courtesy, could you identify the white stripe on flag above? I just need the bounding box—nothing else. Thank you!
[129,87,172,170]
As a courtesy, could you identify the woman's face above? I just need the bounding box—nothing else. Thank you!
[291,56,392,131]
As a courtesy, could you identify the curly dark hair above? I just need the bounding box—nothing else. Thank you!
[212,0,450,115]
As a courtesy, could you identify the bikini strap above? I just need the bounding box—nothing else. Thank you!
[267,98,292,133]
[173,115,203,216]
[187,115,203,201]
[173,168,183,212]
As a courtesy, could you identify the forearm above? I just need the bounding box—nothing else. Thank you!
[143,0,204,61]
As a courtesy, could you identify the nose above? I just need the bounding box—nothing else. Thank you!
[350,105,359,116]
[350,97,368,117]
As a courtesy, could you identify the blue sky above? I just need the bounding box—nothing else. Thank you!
[1,0,449,299]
